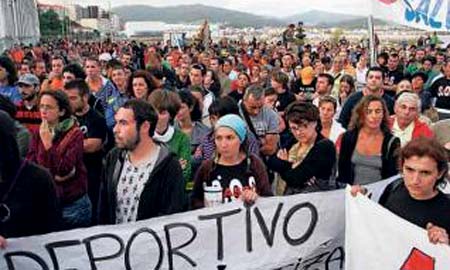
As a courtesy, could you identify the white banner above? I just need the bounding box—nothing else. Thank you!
[345,187,450,270]
[370,0,450,31]
[0,177,399,270]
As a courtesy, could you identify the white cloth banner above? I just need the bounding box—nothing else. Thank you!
[345,187,450,270]
[370,0,450,31]
[0,177,399,270]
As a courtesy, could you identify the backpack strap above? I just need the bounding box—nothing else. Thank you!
[240,102,258,138]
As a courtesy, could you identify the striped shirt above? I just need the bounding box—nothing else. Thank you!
[16,102,41,133]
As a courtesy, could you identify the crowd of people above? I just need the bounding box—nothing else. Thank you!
[0,32,449,247]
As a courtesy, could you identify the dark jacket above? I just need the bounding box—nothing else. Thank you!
[98,144,185,224]
[336,128,400,185]
[268,133,336,192]
[0,111,60,238]
[1,162,61,237]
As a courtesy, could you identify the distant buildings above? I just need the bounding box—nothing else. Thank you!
[37,2,123,36]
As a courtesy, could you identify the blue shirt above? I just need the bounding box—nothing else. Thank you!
[105,92,129,129]
[0,85,21,104]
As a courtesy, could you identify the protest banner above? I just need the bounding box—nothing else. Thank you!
[0,177,399,270]
[370,0,450,31]
[345,187,450,270]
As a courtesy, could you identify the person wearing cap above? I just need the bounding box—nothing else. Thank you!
[99,52,113,75]
[268,101,336,194]
[191,114,272,209]
[292,64,316,100]
[15,73,42,133]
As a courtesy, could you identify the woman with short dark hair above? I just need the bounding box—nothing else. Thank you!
[352,137,450,245]
[269,101,336,194]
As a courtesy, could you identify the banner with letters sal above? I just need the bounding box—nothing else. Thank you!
[345,187,450,270]
[0,177,397,270]
[370,0,450,31]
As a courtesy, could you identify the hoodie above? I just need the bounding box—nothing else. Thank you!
[98,144,186,224]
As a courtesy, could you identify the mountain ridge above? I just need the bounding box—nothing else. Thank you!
[112,5,391,28]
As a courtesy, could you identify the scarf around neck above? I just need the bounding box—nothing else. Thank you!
[153,125,175,143]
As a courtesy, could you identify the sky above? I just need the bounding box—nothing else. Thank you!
[38,0,369,17]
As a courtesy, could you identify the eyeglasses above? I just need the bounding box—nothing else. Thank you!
[39,104,58,111]
[289,121,312,132]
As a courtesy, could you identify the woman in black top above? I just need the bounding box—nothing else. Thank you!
[269,101,336,194]
[352,137,450,245]
[337,95,400,185]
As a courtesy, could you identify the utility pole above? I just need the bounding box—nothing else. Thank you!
[109,0,114,43]
[368,15,376,67]
[10,0,20,44]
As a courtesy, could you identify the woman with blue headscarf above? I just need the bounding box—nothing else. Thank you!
[191,114,272,209]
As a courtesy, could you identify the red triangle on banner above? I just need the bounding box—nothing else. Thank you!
[400,248,435,270]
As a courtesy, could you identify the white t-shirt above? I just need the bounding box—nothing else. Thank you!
[115,146,160,223]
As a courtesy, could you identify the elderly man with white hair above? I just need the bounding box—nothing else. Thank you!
[388,91,434,146]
